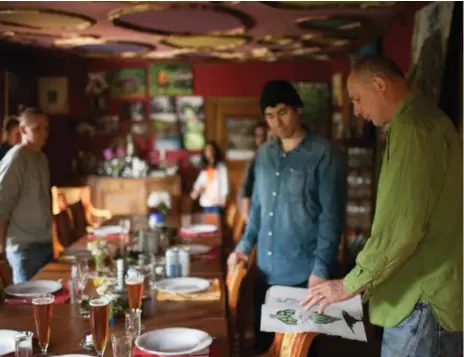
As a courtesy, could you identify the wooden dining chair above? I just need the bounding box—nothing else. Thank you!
[225,201,238,229]
[51,186,112,227]
[256,332,318,357]
[232,210,246,245]
[226,260,248,357]
[51,209,78,259]
[0,259,12,287]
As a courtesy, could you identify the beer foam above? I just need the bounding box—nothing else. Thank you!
[89,297,109,307]
[32,296,54,305]
[125,276,144,285]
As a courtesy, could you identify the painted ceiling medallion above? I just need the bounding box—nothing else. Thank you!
[144,49,190,59]
[0,8,95,31]
[308,37,351,47]
[74,42,154,58]
[257,35,293,47]
[54,35,103,48]
[109,3,254,36]
[162,35,247,51]
[260,1,395,10]
[291,47,322,55]
[296,16,364,32]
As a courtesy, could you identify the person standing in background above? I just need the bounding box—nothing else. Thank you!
[190,140,229,214]
[228,80,346,353]
[0,118,21,161]
[0,108,53,284]
[301,55,463,357]
[238,122,268,221]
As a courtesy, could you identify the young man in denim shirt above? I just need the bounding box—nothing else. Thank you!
[228,80,347,353]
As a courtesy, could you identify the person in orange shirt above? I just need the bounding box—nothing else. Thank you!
[190,141,229,214]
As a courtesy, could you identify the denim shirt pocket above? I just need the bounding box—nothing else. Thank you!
[285,167,307,199]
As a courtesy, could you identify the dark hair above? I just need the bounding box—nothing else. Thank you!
[260,80,303,114]
[352,55,404,80]
[5,118,19,133]
[255,121,268,133]
[201,140,224,168]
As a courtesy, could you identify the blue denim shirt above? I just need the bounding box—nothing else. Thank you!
[236,133,346,285]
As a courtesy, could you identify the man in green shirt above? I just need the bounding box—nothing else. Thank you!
[301,55,463,356]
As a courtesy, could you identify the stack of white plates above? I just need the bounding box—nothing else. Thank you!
[5,280,62,297]
[153,277,211,294]
[180,224,218,235]
[0,330,20,355]
[135,328,213,356]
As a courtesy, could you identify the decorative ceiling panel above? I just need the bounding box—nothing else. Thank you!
[0,8,94,30]
[0,1,405,62]
[109,3,254,36]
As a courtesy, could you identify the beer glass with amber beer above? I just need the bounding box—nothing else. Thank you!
[125,270,144,310]
[89,296,110,357]
[32,294,55,355]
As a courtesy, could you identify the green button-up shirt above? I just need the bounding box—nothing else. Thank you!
[344,93,463,331]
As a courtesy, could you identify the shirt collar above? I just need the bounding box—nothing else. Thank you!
[269,130,309,154]
[389,91,417,129]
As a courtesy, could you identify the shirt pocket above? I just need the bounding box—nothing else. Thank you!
[284,167,307,199]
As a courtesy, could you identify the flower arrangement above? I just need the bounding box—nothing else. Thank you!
[147,191,171,215]
[87,239,108,273]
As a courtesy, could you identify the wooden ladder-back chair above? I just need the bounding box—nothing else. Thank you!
[51,209,81,259]
[257,332,318,357]
[226,260,248,357]
[225,201,238,229]
[0,259,13,288]
[51,186,112,228]
[232,211,246,245]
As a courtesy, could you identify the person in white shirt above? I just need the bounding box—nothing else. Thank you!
[190,141,229,214]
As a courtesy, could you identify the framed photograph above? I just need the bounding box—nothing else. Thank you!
[149,64,193,96]
[109,68,146,99]
[205,97,261,161]
[38,76,69,115]
[177,96,205,151]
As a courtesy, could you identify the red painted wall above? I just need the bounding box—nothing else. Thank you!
[42,58,331,185]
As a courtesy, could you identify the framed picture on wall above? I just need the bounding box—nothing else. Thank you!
[225,117,259,161]
[38,76,69,115]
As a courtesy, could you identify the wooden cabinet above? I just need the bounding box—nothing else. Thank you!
[87,175,181,216]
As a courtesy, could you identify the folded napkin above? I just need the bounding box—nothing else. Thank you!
[132,340,219,357]
[191,247,219,261]
[3,285,70,305]
[156,279,221,302]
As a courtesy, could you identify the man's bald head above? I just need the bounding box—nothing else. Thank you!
[350,55,406,83]
[347,55,410,127]
[18,107,49,150]
[19,108,46,127]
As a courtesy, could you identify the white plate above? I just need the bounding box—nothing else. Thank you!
[92,225,121,235]
[174,244,211,255]
[154,277,211,294]
[0,330,20,355]
[181,224,218,235]
[135,328,213,356]
[5,280,62,297]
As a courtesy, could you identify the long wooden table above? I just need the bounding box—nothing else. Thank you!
[0,213,230,357]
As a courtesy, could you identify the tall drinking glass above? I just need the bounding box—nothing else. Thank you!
[32,294,54,355]
[89,296,110,357]
[15,331,33,357]
[125,271,144,311]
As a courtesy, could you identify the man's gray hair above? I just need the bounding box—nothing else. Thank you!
[351,55,405,80]
[19,108,46,126]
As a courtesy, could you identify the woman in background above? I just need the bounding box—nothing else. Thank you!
[190,141,229,214]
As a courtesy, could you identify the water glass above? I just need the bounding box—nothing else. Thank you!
[181,214,192,228]
[125,308,142,341]
[111,332,133,357]
[67,279,80,304]
[15,331,33,357]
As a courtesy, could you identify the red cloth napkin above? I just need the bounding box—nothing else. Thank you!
[132,340,219,357]
[178,228,220,240]
[3,285,70,305]
[191,246,220,261]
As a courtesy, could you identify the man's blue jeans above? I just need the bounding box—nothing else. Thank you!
[6,243,53,284]
[381,302,463,357]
